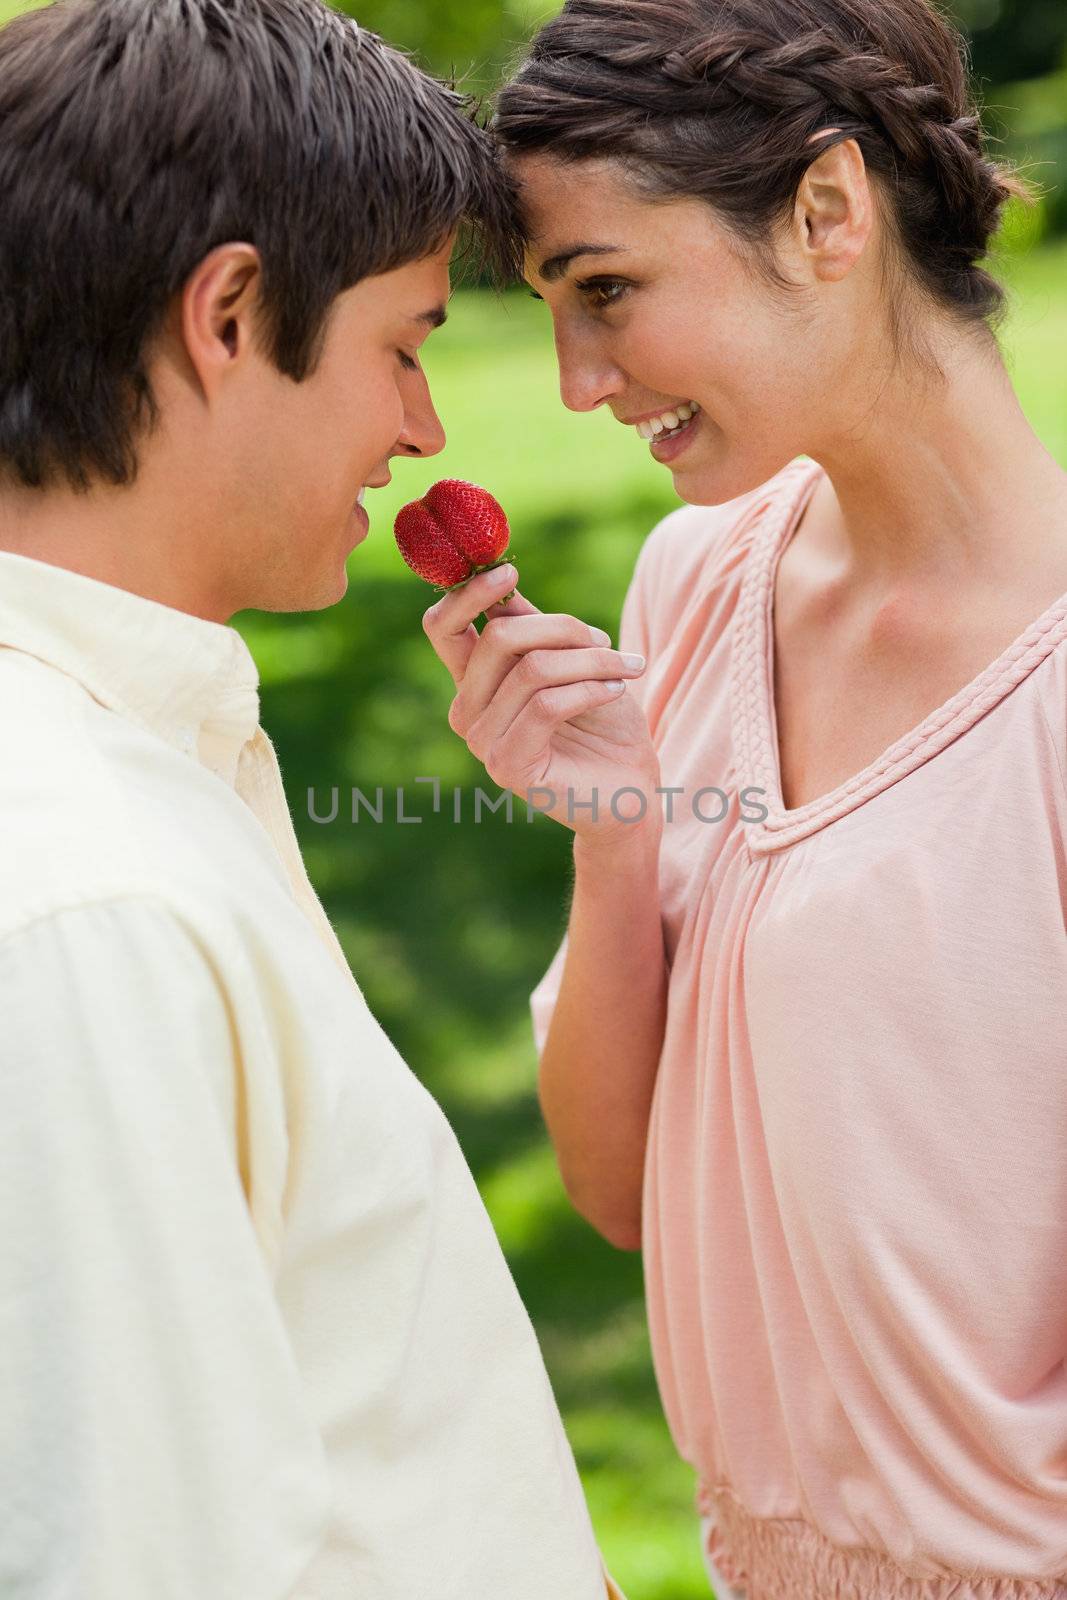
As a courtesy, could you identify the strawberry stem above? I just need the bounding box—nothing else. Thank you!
[430,550,517,624]
[430,549,514,596]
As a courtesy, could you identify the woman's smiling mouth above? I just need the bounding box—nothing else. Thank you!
[633,400,701,441]
[624,401,703,463]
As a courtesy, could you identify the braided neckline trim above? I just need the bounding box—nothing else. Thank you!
[732,456,1067,856]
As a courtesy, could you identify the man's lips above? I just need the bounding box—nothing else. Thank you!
[354,475,391,510]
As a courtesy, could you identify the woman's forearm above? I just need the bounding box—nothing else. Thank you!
[537,818,668,1251]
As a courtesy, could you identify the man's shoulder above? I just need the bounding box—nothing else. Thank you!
[0,650,284,944]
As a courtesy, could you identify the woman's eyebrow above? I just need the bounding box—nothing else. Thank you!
[538,243,626,283]
[409,306,448,329]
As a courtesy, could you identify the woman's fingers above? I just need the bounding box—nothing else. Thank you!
[475,678,631,787]
[421,565,525,685]
[460,645,645,760]
[481,588,539,625]
[448,612,620,733]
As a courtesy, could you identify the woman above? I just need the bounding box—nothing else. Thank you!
[423,0,1067,1593]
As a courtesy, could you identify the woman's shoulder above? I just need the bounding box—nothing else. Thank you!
[629,455,817,635]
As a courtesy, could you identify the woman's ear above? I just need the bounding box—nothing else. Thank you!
[793,135,874,284]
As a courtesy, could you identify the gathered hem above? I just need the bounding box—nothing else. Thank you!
[697,1481,1067,1599]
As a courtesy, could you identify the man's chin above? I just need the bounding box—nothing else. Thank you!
[315,563,351,610]
[249,563,351,616]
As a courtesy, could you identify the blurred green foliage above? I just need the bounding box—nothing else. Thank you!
[237,282,712,1596]
[234,239,1067,1594]
[334,0,558,95]
[989,68,1067,235]
[954,0,1067,84]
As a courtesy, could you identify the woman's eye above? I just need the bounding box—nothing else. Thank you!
[398,351,420,372]
[579,279,630,311]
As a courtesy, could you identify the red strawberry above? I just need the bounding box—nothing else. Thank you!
[394,481,514,614]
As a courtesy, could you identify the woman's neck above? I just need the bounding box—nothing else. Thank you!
[805,327,1067,599]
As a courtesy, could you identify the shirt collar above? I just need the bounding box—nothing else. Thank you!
[0,549,262,769]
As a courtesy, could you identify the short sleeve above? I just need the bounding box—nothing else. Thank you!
[0,896,332,1600]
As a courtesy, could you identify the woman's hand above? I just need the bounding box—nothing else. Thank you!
[422,564,660,845]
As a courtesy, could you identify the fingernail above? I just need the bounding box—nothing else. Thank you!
[592,628,612,646]
[621,653,646,671]
[491,564,516,586]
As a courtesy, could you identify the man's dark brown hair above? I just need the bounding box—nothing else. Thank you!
[492,0,1036,362]
[0,0,514,492]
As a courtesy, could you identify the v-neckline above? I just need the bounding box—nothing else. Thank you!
[731,456,1067,856]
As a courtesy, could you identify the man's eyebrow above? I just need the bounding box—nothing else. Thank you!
[410,305,448,329]
[537,243,626,283]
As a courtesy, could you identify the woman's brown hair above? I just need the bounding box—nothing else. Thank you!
[492,0,1036,349]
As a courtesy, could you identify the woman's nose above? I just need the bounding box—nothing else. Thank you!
[555,328,623,415]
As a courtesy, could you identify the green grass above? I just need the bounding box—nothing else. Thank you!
[995,233,1067,463]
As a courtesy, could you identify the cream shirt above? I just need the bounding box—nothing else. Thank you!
[0,549,623,1600]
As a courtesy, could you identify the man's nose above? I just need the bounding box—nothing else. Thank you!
[395,381,447,459]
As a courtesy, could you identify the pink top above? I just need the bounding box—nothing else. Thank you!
[531,456,1067,1598]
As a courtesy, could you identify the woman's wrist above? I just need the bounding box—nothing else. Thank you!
[572,810,663,873]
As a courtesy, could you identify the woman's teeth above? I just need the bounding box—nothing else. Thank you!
[636,401,700,441]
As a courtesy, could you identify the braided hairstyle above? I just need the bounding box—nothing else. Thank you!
[492,0,1035,337]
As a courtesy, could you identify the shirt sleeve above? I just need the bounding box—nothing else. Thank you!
[529,529,659,1057]
[0,895,333,1600]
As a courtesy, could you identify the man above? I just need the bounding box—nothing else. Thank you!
[0,1,625,1595]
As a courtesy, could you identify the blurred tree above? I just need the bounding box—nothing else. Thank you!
[338,0,1067,95]
[956,0,1067,86]
[334,0,557,100]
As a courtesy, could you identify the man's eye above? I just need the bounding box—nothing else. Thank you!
[398,351,420,371]
[578,279,630,311]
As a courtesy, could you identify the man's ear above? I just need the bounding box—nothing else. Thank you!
[793,134,873,284]
[178,242,263,397]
